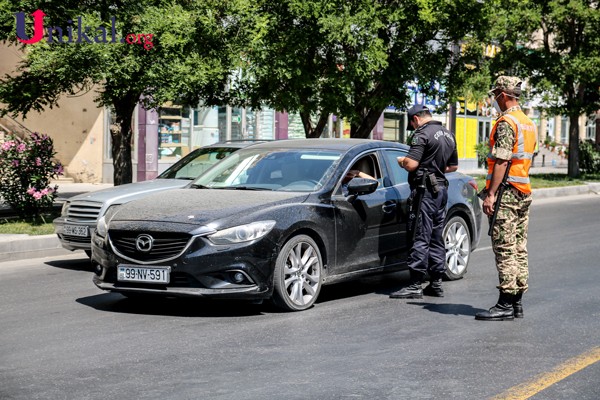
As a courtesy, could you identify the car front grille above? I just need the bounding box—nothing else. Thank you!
[109,230,192,263]
[67,201,103,222]
[59,234,90,244]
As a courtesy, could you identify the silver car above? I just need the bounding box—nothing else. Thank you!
[53,141,259,256]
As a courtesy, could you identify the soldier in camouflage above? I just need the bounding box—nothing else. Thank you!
[475,76,537,321]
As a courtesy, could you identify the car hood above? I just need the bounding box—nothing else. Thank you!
[111,189,309,226]
[67,179,188,205]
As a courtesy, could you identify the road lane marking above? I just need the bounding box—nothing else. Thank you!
[491,346,600,399]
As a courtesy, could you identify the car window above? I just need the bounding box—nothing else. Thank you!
[335,152,384,196]
[193,148,342,192]
[382,149,409,186]
[158,147,237,180]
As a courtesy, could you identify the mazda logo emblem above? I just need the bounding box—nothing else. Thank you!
[135,234,154,253]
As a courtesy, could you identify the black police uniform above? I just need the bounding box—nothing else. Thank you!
[405,120,458,278]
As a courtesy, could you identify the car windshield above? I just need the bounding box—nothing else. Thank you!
[192,148,342,192]
[158,147,237,180]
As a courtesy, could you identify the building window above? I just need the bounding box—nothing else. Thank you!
[191,106,219,147]
[560,116,569,144]
[383,112,406,143]
[585,116,596,140]
[158,103,190,160]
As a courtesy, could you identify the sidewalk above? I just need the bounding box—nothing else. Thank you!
[2,175,599,263]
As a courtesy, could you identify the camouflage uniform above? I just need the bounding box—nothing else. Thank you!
[490,110,533,295]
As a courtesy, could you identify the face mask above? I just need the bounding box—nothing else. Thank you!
[492,98,502,114]
[492,92,503,113]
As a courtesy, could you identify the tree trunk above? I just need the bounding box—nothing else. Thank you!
[350,105,385,139]
[110,99,137,186]
[567,113,580,178]
[300,111,329,138]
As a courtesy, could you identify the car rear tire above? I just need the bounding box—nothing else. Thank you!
[272,234,323,311]
[443,215,471,280]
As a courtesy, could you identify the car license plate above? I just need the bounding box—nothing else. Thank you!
[117,265,171,284]
[63,224,89,237]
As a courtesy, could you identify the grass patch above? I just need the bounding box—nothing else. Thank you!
[472,173,600,192]
[0,213,58,235]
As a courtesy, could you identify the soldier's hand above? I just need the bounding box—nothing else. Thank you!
[483,193,495,216]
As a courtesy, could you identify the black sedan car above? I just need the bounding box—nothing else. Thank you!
[92,139,482,311]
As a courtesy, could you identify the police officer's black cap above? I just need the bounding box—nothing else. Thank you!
[406,104,430,131]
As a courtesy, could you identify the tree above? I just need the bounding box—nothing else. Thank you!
[235,0,489,138]
[485,0,600,177]
[0,1,245,185]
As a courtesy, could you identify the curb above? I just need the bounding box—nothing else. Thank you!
[532,182,600,199]
[1,182,599,263]
[0,234,73,262]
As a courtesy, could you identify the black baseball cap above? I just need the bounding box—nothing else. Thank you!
[406,104,429,130]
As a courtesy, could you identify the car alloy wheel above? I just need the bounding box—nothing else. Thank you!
[272,234,323,311]
[443,216,471,280]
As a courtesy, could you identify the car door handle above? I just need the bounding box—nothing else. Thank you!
[382,202,396,213]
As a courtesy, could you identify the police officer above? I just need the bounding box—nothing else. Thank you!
[390,104,458,299]
[475,76,536,321]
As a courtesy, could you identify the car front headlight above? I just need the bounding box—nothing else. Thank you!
[61,201,70,217]
[207,221,276,245]
[96,205,120,238]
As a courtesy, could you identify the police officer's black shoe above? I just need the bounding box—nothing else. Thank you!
[513,292,524,318]
[423,274,444,297]
[389,283,423,299]
[475,292,514,321]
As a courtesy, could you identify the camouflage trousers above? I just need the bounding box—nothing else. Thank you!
[491,186,533,295]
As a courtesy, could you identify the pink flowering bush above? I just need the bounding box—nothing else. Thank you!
[0,133,63,218]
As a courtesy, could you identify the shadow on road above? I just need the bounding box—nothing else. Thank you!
[407,302,486,317]
[76,293,268,318]
[45,258,94,272]
[317,270,411,304]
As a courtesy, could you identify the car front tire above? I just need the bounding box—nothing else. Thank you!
[272,234,323,311]
[443,215,472,280]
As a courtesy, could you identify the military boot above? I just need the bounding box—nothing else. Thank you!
[389,270,424,299]
[423,272,444,297]
[475,292,515,321]
[513,292,524,318]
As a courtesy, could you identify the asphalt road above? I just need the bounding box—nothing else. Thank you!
[1,194,599,400]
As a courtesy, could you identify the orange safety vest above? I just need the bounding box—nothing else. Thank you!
[486,109,537,194]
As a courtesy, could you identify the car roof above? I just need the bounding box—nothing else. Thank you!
[202,140,268,149]
[237,138,408,152]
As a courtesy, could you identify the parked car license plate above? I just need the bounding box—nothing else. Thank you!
[117,265,171,284]
[63,224,89,237]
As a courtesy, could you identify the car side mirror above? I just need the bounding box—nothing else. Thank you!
[347,178,378,197]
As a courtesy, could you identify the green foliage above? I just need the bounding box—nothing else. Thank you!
[237,0,490,138]
[0,133,63,218]
[579,140,600,173]
[0,213,58,235]
[483,0,600,177]
[474,141,489,167]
